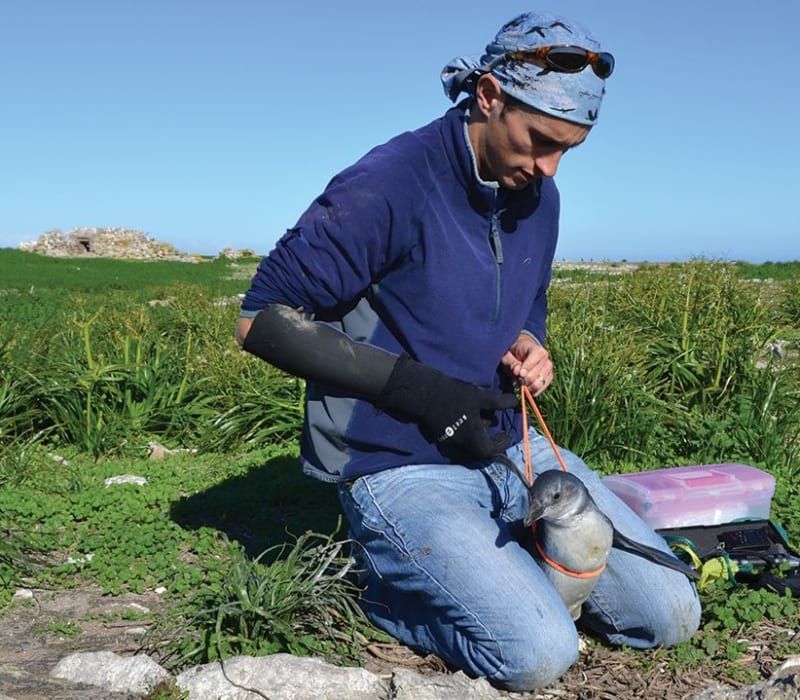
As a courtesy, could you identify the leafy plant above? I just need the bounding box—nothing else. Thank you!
[660,578,800,683]
[162,527,383,669]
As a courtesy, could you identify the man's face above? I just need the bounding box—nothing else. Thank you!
[476,94,590,191]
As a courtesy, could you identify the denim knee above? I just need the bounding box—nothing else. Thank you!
[647,579,701,647]
[596,574,701,649]
[490,617,579,691]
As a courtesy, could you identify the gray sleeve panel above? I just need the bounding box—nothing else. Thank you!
[302,390,360,480]
[300,296,388,479]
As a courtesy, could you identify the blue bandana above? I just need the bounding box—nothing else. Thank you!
[441,11,609,125]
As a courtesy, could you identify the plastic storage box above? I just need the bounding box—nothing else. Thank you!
[602,463,775,529]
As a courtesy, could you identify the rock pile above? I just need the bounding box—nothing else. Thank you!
[18,227,201,262]
[216,246,258,260]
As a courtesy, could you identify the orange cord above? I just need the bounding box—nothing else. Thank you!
[520,383,569,483]
[520,384,605,580]
[521,385,533,485]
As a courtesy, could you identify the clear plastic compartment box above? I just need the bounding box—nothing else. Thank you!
[602,463,775,529]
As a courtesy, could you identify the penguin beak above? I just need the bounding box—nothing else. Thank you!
[524,499,544,527]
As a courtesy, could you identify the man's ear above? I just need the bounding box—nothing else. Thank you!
[474,74,505,117]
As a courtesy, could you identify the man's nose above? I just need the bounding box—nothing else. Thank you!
[534,151,564,178]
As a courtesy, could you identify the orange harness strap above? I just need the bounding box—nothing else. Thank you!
[521,385,602,580]
[534,539,607,579]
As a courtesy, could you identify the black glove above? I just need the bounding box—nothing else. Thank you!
[376,354,518,460]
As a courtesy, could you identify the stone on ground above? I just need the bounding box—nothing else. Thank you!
[391,668,501,699]
[176,654,388,699]
[49,651,169,695]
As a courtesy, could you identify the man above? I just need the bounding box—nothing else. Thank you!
[236,11,700,691]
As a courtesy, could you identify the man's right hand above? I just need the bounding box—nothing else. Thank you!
[377,355,518,460]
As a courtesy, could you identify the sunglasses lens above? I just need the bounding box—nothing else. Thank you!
[510,46,615,79]
[594,53,615,79]
[545,46,588,72]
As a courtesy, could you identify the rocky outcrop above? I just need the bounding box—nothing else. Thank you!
[42,650,800,700]
[18,227,201,261]
[47,651,511,700]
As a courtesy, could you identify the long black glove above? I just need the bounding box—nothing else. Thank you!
[242,306,517,461]
[376,354,518,460]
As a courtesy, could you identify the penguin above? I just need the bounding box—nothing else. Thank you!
[524,470,614,619]
[524,469,699,620]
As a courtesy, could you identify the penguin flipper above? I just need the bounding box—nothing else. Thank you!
[612,529,700,581]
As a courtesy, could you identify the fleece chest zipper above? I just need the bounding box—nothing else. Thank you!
[488,196,503,323]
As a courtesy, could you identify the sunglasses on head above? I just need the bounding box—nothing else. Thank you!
[505,45,615,79]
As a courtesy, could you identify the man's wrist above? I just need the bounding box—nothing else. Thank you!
[519,329,544,346]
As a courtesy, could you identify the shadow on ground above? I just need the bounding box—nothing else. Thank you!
[170,454,343,558]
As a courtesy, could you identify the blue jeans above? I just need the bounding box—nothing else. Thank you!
[337,436,701,691]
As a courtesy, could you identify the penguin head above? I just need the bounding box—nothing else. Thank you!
[524,470,590,526]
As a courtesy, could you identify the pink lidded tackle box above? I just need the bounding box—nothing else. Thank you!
[601,463,775,529]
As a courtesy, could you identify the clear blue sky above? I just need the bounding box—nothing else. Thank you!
[2,0,798,262]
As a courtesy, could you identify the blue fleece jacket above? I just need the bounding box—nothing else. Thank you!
[241,102,560,482]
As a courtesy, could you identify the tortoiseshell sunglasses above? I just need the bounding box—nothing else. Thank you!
[494,45,615,79]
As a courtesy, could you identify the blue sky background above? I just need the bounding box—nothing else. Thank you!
[1,0,798,262]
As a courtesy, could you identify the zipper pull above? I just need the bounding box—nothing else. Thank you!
[490,214,504,264]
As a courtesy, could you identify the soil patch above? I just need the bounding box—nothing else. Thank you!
[0,587,165,700]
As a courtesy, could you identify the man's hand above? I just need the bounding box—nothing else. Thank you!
[501,333,553,397]
[377,355,517,460]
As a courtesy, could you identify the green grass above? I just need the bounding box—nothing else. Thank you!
[0,248,255,297]
[0,446,341,593]
[734,260,800,281]
[551,268,620,283]
[0,445,377,663]
[541,261,800,476]
[1,250,799,677]
[34,618,82,639]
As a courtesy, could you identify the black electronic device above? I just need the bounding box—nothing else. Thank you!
[657,519,800,570]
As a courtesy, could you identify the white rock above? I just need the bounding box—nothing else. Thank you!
[154,586,168,595]
[124,627,148,637]
[176,654,387,700]
[392,668,500,700]
[148,442,169,459]
[778,655,800,673]
[104,474,148,487]
[12,589,34,600]
[50,651,169,694]
[127,602,150,614]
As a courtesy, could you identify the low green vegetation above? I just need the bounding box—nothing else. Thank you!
[1,249,799,681]
[0,247,258,296]
[734,260,800,282]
